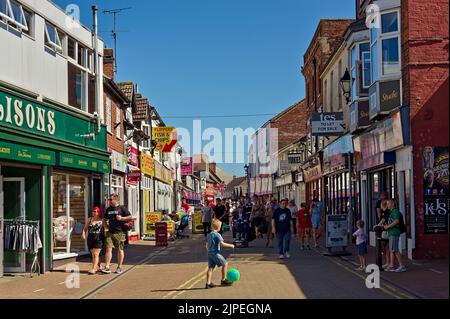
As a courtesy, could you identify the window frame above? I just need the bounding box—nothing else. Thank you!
[0,0,28,31]
[369,9,401,82]
[44,21,62,51]
[106,95,112,133]
[362,51,371,88]
[115,104,121,139]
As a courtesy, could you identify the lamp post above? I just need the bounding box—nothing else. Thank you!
[244,164,249,197]
[339,68,352,104]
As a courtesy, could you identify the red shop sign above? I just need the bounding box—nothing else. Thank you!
[127,146,139,166]
[127,170,141,184]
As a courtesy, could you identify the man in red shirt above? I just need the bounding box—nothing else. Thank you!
[297,203,312,250]
[181,198,190,215]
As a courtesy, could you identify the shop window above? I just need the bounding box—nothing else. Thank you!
[53,174,88,257]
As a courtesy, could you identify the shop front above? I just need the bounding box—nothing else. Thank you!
[275,173,293,201]
[0,85,109,273]
[353,107,411,247]
[302,154,324,205]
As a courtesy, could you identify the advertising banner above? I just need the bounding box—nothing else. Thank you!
[192,210,204,234]
[127,170,141,185]
[140,153,155,177]
[423,147,449,234]
[181,157,193,175]
[144,212,161,238]
[127,145,139,166]
[152,127,178,152]
[326,214,349,248]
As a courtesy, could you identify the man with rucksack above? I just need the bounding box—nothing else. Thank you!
[383,199,406,272]
[102,194,136,275]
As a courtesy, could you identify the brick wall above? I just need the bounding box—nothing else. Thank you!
[402,0,449,259]
[104,90,125,154]
[270,99,309,150]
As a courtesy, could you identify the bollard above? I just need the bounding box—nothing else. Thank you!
[374,225,384,272]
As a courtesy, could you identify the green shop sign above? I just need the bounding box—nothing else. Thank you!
[0,88,106,151]
[59,152,110,173]
[0,141,55,165]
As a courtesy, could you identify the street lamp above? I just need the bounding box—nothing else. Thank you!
[244,164,249,197]
[339,68,352,104]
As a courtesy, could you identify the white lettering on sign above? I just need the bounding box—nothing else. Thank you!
[0,94,57,135]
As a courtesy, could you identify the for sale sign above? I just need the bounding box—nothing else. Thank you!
[311,112,345,136]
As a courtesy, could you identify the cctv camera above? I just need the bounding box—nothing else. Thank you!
[93,112,99,118]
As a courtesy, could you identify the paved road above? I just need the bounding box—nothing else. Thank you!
[0,233,416,299]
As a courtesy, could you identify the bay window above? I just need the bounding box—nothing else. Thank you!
[370,10,401,83]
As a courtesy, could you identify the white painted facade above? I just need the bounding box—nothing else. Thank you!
[0,0,104,120]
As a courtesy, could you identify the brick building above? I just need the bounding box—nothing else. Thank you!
[301,19,353,204]
[401,0,449,258]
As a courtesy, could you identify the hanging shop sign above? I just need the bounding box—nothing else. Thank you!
[59,152,110,173]
[303,160,322,183]
[0,88,106,151]
[275,173,293,187]
[349,100,370,133]
[423,147,449,234]
[280,160,290,171]
[0,140,55,165]
[295,172,304,183]
[140,153,155,177]
[181,157,193,175]
[326,214,349,248]
[111,150,127,173]
[127,145,138,166]
[152,127,178,152]
[127,170,141,184]
[311,112,345,137]
[369,80,401,120]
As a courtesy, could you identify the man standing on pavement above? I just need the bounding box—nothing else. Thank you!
[213,198,226,234]
[201,200,214,237]
[272,199,293,259]
[102,194,136,274]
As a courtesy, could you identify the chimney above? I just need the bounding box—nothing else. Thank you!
[104,48,115,80]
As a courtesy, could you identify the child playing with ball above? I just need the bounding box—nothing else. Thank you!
[205,219,235,289]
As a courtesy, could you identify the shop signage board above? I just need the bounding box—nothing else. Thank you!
[181,157,193,175]
[369,80,401,120]
[323,135,353,175]
[349,100,370,133]
[192,210,204,234]
[326,214,349,248]
[127,145,138,166]
[0,141,55,165]
[127,170,141,184]
[155,222,168,246]
[59,152,110,173]
[111,150,127,173]
[423,147,449,234]
[140,153,155,177]
[303,162,323,183]
[144,212,161,238]
[152,127,178,152]
[280,160,290,171]
[311,112,345,137]
[0,88,107,151]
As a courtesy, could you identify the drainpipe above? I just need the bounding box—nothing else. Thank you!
[92,6,101,133]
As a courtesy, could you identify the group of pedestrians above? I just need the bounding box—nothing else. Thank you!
[82,194,136,275]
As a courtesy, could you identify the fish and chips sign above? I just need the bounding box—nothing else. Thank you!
[152,127,178,152]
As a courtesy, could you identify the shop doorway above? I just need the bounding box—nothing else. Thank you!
[368,167,395,228]
[1,177,26,273]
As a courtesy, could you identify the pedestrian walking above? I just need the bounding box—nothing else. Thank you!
[82,206,104,275]
[250,198,266,238]
[264,198,276,247]
[297,203,312,250]
[353,220,367,271]
[213,198,226,234]
[288,200,298,236]
[205,219,235,289]
[272,199,294,259]
[310,201,321,248]
[201,200,214,237]
[384,200,406,272]
[376,199,391,268]
[102,194,136,275]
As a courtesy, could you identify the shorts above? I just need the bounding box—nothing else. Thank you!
[389,236,400,252]
[87,234,103,250]
[207,253,227,269]
[105,231,126,250]
[298,228,311,239]
[312,215,321,229]
[357,242,367,255]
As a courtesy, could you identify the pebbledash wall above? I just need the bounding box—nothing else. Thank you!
[402,0,449,259]
[0,0,110,273]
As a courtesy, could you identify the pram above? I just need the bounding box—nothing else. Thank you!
[175,214,190,239]
[232,218,249,248]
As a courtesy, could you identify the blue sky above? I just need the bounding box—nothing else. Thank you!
[54,0,354,177]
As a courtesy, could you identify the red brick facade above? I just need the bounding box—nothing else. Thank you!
[302,19,353,111]
[402,0,449,259]
[268,99,309,150]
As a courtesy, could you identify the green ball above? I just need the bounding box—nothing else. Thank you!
[226,268,240,282]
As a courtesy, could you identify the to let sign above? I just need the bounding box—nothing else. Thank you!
[311,112,345,136]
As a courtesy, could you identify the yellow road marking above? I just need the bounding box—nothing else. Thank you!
[163,267,208,299]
